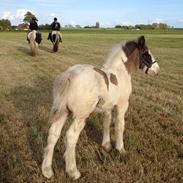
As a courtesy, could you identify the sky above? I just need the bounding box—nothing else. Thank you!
[0,0,183,27]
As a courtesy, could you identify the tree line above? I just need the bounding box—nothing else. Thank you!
[115,23,172,29]
[0,11,174,31]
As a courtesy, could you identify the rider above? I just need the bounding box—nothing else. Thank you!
[29,17,38,31]
[27,17,42,44]
[48,17,62,42]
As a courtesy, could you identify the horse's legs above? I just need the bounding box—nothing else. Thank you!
[64,117,86,180]
[115,102,129,153]
[102,110,112,151]
[34,42,38,55]
[42,111,68,178]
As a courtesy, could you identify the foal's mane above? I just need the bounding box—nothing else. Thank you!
[103,41,128,69]
[103,41,137,68]
[103,40,140,74]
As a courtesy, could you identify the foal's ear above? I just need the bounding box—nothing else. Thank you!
[137,35,145,49]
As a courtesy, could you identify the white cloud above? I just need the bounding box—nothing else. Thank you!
[178,19,183,23]
[69,20,76,26]
[16,9,29,19]
[1,9,35,25]
[151,18,165,24]
[1,11,14,20]
[121,21,132,26]
[100,19,133,28]
[50,13,56,17]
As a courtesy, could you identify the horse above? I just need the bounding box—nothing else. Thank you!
[41,36,160,180]
[27,30,42,56]
[50,31,62,52]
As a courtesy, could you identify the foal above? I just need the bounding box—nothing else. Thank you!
[42,36,160,180]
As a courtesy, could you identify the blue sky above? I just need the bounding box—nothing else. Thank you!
[0,0,182,27]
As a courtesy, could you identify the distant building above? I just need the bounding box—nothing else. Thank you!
[16,23,29,30]
[96,22,100,28]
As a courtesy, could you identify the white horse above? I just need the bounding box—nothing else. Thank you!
[41,36,160,180]
[27,30,38,56]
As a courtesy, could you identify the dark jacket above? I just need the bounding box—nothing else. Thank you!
[51,22,61,31]
[29,21,38,30]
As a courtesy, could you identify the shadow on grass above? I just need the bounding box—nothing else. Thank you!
[39,45,53,53]
[11,75,53,167]
[40,44,62,54]
[85,113,103,145]
[17,46,32,56]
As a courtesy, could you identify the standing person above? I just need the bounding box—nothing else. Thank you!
[48,17,62,42]
[27,17,42,44]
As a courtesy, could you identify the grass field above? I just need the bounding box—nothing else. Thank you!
[0,29,183,183]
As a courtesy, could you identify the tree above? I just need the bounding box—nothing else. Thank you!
[75,24,82,28]
[23,11,37,23]
[0,19,11,30]
[64,24,74,28]
[115,25,122,28]
[135,24,154,30]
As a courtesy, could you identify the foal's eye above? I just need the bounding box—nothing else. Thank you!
[143,52,151,60]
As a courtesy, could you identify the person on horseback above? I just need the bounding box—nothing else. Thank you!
[27,17,42,44]
[29,17,38,31]
[48,17,62,42]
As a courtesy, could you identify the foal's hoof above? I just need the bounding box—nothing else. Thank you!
[67,169,81,180]
[116,147,126,154]
[42,167,54,179]
[102,142,112,152]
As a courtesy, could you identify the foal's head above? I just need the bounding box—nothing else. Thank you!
[123,36,160,76]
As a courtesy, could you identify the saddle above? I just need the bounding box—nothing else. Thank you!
[27,31,42,44]
[35,32,42,44]
[48,31,62,43]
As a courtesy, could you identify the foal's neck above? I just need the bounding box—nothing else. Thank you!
[124,49,139,74]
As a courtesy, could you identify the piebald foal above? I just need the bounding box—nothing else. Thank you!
[42,36,160,180]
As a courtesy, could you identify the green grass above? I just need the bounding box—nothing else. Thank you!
[0,29,182,183]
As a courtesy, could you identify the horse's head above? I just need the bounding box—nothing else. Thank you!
[123,36,160,76]
[137,36,160,76]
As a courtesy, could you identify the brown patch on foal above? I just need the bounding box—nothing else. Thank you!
[124,48,140,74]
[93,67,109,90]
[110,73,118,86]
[96,96,105,108]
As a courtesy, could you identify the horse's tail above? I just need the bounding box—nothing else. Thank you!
[53,33,59,52]
[49,73,72,123]
[29,30,38,56]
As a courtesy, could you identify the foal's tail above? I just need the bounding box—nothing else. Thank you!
[49,73,71,123]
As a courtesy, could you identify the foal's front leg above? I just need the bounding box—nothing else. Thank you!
[102,110,112,151]
[115,102,129,153]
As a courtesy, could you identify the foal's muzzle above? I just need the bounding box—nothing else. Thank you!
[139,57,159,75]
[145,60,157,74]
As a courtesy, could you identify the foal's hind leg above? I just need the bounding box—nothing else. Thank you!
[64,117,86,180]
[42,111,68,178]
[102,110,112,151]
